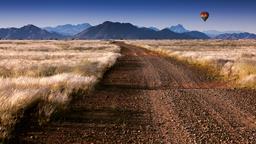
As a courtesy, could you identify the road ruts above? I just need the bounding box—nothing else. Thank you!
[15,42,256,144]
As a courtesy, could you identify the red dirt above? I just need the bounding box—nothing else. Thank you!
[15,42,256,143]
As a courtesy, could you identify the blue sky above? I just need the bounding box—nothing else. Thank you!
[0,0,255,32]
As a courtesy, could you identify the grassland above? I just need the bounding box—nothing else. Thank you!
[0,40,121,139]
[126,40,256,87]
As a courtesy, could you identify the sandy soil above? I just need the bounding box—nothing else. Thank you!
[13,42,256,143]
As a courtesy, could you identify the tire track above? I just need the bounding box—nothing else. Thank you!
[14,42,256,144]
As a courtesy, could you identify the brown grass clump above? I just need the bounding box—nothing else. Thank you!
[0,40,121,140]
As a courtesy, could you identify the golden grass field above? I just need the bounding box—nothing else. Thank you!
[0,40,121,139]
[127,40,256,87]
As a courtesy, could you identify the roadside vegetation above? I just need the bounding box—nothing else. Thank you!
[126,40,256,88]
[0,40,121,140]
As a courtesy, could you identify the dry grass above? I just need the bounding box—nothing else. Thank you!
[0,40,121,139]
[126,40,256,88]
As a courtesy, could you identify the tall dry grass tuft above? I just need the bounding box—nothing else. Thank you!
[0,40,121,140]
[126,40,256,88]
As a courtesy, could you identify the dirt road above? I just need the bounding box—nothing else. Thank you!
[16,42,256,143]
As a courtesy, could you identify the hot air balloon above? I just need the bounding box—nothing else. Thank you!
[200,11,209,22]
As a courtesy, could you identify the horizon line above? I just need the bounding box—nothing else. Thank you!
[0,21,252,34]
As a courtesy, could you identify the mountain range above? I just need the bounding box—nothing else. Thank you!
[0,25,63,40]
[44,23,92,36]
[215,32,256,40]
[75,21,209,39]
[203,30,243,38]
[0,22,255,40]
[167,25,246,38]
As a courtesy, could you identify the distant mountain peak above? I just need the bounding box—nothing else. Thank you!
[161,28,172,32]
[24,24,36,27]
[103,21,114,24]
[169,24,189,33]
[176,24,183,27]
[148,27,159,31]
[44,23,92,36]
[22,24,41,30]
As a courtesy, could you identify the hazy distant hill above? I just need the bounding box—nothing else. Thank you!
[204,30,243,37]
[0,25,64,40]
[75,21,208,39]
[44,23,92,36]
[184,31,209,39]
[215,32,256,40]
[169,24,189,33]
[148,27,160,31]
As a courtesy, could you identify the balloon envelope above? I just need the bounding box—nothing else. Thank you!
[200,12,209,21]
